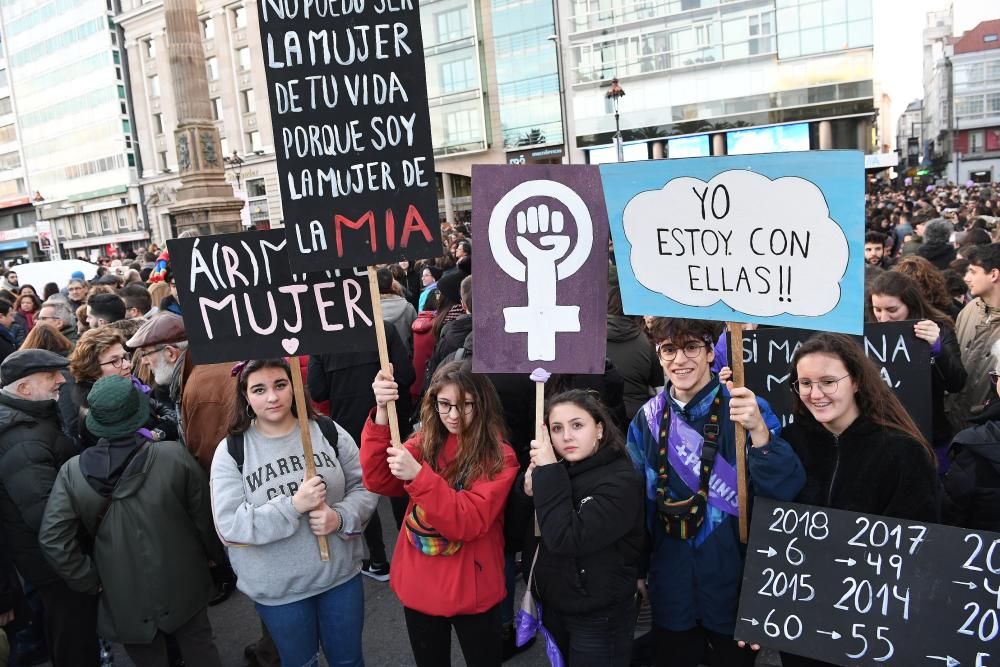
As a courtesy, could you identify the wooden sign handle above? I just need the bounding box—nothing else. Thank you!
[367,266,402,449]
[727,321,750,544]
[534,380,545,537]
[289,357,330,561]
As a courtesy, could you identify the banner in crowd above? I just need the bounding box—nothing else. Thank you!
[471,165,608,374]
[257,0,441,271]
[603,151,864,334]
[169,230,376,364]
[737,497,1000,666]
[735,321,932,438]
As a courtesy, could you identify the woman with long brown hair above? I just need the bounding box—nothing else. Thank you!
[362,360,519,667]
[868,271,967,466]
[892,254,961,318]
[211,358,377,666]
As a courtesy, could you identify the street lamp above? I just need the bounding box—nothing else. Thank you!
[223,150,245,189]
[606,78,626,162]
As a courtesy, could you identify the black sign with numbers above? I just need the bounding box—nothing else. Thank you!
[736,498,1000,666]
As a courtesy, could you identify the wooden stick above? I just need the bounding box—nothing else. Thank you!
[727,321,750,544]
[289,357,330,561]
[367,266,402,448]
[534,379,544,537]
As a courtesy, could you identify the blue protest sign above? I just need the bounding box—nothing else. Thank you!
[603,151,864,334]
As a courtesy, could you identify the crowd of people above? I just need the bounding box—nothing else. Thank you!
[0,180,997,667]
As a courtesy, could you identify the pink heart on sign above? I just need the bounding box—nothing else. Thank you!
[281,338,300,355]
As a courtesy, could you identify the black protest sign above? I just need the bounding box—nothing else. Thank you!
[168,230,376,364]
[734,321,932,439]
[736,498,1000,666]
[257,0,440,272]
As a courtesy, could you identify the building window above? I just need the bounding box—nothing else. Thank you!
[440,58,476,93]
[207,57,219,81]
[246,177,269,223]
[153,113,163,135]
[241,89,255,113]
[149,75,160,97]
[247,130,262,152]
[85,213,96,234]
[445,109,477,144]
[969,130,985,154]
[202,17,215,40]
[118,213,129,230]
[0,98,11,115]
[987,92,1000,115]
[237,47,252,71]
[158,151,169,171]
[211,97,223,120]
[0,125,15,143]
[233,6,247,28]
[71,217,82,237]
[0,70,7,88]
[436,7,470,43]
[0,152,19,171]
[101,212,112,232]
[145,37,155,59]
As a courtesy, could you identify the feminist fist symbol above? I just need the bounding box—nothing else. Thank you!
[488,180,594,361]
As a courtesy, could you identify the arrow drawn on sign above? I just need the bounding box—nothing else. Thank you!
[757,547,776,558]
[926,656,961,667]
[952,581,977,590]
[835,557,856,567]
[816,630,841,640]
[740,618,759,626]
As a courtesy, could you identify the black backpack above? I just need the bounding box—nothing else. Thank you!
[226,416,340,473]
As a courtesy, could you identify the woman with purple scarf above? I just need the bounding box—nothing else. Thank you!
[625,318,804,667]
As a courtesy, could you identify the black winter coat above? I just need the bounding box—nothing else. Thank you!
[784,416,940,522]
[424,314,472,388]
[606,316,662,420]
[0,393,79,587]
[931,326,967,445]
[917,241,957,270]
[308,323,414,440]
[528,446,645,616]
[942,401,1000,531]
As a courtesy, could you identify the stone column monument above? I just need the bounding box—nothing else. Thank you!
[164,0,244,235]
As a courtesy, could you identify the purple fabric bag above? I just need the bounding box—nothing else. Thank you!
[514,550,566,667]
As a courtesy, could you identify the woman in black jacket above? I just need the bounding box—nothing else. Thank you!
[942,338,1000,532]
[777,334,939,667]
[522,389,644,666]
[868,271,967,468]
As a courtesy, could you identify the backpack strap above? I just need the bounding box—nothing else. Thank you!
[227,431,245,474]
[315,416,340,460]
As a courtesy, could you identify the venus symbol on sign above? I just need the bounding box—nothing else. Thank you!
[488,180,593,361]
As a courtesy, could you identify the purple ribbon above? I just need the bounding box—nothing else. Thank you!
[131,375,151,394]
[515,602,565,667]
[666,415,740,517]
[136,428,156,441]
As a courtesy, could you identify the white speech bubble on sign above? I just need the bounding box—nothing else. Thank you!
[623,169,848,318]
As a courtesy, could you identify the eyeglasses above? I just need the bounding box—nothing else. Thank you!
[656,340,708,362]
[37,316,61,322]
[435,399,475,415]
[99,352,131,369]
[791,374,851,396]
[143,345,169,356]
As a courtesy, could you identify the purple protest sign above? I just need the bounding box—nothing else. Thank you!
[472,165,608,375]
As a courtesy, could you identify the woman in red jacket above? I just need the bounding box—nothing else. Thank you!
[361,360,519,667]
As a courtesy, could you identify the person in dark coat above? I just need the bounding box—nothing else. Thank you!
[0,299,17,366]
[38,375,223,666]
[941,339,1000,532]
[308,322,414,581]
[607,284,662,421]
[0,350,99,666]
[916,218,957,270]
[779,334,939,666]
[423,273,472,388]
[868,271,967,467]
[521,389,645,666]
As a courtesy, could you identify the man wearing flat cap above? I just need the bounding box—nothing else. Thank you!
[127,313,236,471]
[0,349,99,666]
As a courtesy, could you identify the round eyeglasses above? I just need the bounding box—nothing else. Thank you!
[435,399,475,416]
[791,374,850,396]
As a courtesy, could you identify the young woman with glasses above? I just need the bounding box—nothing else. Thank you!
[868,271,967,469]
[69,327,178,448]
[777,333,939,667]
[626,318,804,667]
[361,360,519,667]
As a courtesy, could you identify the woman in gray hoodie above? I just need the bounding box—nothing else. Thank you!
[210,358,379,667]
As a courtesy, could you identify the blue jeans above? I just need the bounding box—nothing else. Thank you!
[255,574,364,667]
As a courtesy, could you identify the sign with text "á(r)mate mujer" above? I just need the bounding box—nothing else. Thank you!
[169,230,376,365]
[257,0,441,272]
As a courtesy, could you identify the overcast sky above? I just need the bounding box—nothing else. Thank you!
[873,1,998,129]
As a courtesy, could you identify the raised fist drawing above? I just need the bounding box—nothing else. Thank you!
[515,204,571,263]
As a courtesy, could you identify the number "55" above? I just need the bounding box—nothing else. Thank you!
[847,624,894,662]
